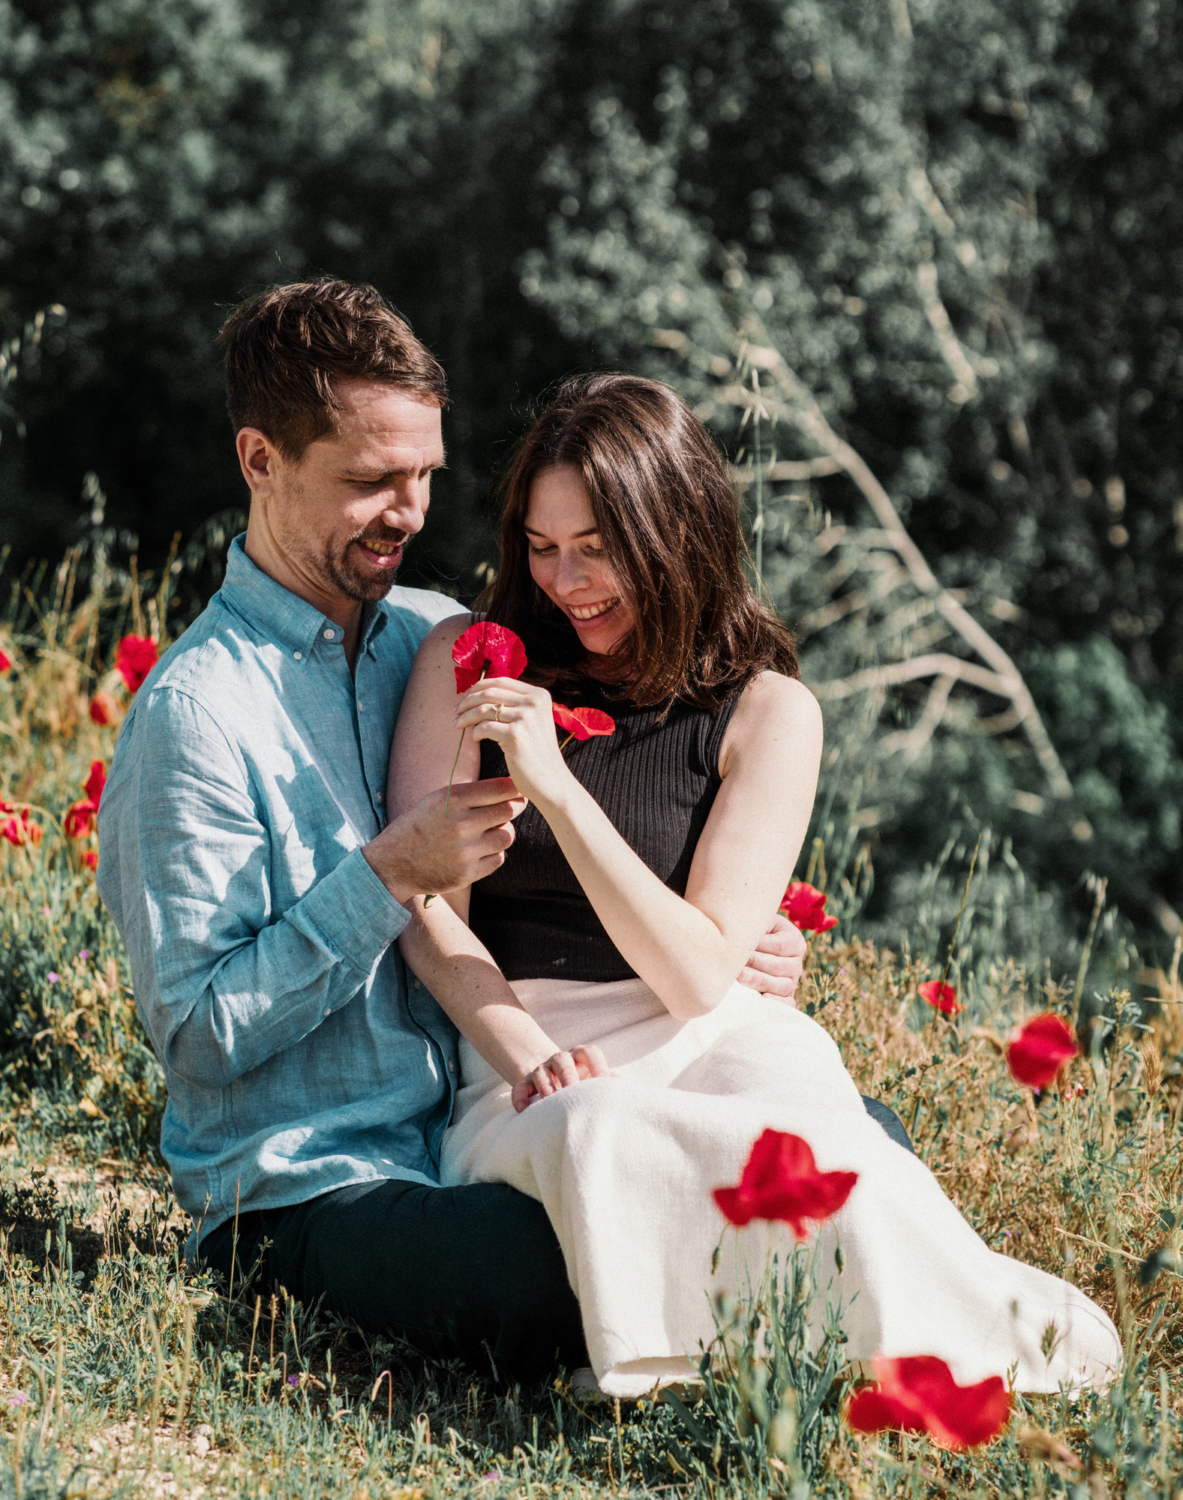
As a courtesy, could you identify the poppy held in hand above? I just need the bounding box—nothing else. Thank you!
[552,703,616,749]
[115,634,159,693]
[443,620,529,817]
[779,881,838,933]
[713,1129,858,1241]
[1007,1013,1078,1091]
[845,1354,1011,1450]
[452,621,528,692]
[918,980,963,1015]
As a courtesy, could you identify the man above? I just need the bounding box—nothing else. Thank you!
[98,278,810,1382]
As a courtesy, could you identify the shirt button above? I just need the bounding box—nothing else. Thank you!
[357,701,365,712]
[323,1007,331,1018]
[293,651,302,661]
[323,628,335,639]
[448,1060,456,1075]
[375,791,383,802]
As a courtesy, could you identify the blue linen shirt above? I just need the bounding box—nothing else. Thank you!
[97,537,467,1243]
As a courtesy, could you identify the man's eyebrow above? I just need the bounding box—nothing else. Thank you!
[342,458,448,480]
[524,525,600,538]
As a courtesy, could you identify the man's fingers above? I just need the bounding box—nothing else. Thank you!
[445,777,527,812]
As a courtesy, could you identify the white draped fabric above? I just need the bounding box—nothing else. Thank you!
[441,978,1121,1399]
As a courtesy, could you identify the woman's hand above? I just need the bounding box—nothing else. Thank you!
[454,678,573,807]
[511,1043,612,1113]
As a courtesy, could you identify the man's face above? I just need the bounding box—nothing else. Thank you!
[240,379,445,616]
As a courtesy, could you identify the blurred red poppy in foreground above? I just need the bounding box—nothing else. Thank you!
[89,692,116,726]
[116,634,159,693]
[714,1129,858,1240]
[845,1354,1011,1449]
[553,704,616,746]
[0,648,11,674]
[779,881,838,933]
[1,807,42,848]
[452,621,528,692]
[81,850,98,871]
[64,761,107,840]
[919,980,963,1015]
[1007,1013,1078,1090]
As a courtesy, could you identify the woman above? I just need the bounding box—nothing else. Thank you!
[388,374,1119,1399]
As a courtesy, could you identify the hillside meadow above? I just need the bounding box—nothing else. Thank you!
[1,553,1182,1498]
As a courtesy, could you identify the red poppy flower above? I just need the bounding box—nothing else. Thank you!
[713,1129,858,1240]
[0,648,11,674]
[452,621,528,693]
[64,801,96,840]
[552,704,616,743]
[779,881,838,933]
[845,1354,1011,1449]
[115,634,159,693]
[81,849,98,871]
[1007,1013,1078,1090]
[83,760,106,808]
[89,692,115,726]
[2,809,42,848]
[919,980,962,1015]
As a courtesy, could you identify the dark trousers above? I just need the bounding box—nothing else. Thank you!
[199,1097,911,1384]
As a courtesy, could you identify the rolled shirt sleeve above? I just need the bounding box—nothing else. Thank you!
[132,689,409,1089]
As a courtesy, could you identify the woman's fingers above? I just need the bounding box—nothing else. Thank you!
[571,1044,611,1079]
[545,1051,582,1089]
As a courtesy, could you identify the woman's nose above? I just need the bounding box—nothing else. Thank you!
[554,550,591,595]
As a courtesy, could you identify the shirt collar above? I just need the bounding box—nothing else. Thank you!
[219,535,385,657]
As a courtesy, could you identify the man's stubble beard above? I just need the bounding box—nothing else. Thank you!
[321,532,406,604]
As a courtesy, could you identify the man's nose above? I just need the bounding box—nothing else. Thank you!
[381,477,428,534]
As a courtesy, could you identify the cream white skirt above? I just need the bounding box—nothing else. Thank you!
[441,977,1120,1399]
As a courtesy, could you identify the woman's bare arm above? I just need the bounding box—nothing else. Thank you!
[454,670,823,1019]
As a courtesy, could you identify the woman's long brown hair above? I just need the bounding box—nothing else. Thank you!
[479,373,799,710]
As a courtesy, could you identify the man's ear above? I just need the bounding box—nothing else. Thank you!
[236,428,281,497]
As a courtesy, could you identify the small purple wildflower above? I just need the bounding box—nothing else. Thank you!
[10,1392,28,1407]
[79,949,91,961]
[287,1375,299,1387]
[48,972,59,984]
[483,1471,502,1482]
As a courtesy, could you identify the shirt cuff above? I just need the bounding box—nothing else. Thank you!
[288,846,411,977]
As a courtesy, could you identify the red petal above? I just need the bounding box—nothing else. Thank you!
[452,621,528,692]
[1007,1013,1078,1089]
[0,649,11,673]
[115,634,159,693]
[918,980,963,1015]
[88,693,113,726]
[868,1356,1011,1449]
[83,760,107,808]
[552,704,616,740]
[714,1130,857,1237]
[845,1388,922,1436]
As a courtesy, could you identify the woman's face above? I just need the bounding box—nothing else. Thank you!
[525,465,635,657]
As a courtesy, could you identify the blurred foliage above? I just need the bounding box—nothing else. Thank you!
[1,0,1182,954]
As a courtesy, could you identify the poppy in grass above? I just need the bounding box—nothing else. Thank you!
[0,648,11,674]
[64,761,107,840]
[1007,1013,1079,1091]
[553,703,616,748]
[115,634,158,693]
[452,621,528,693]
[780,881,838,933]
[81,850,98,871]
[845,1354,1011,1450]
[919,980,963,1015]
[1,808,42,848]
[713,1129,858,1241]
[89,692,116,726]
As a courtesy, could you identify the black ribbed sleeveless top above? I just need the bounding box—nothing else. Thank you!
[468,685,741,983]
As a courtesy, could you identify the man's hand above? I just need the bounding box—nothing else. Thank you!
[511,1043,611,1113]
[363,777,527,905]
[737,912,806,1004]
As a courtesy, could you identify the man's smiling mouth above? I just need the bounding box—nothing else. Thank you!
[358,537,404,556]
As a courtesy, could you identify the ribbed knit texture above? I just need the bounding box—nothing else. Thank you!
[468,687,740,982]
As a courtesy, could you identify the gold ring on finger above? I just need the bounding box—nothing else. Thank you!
[495,705,502,722]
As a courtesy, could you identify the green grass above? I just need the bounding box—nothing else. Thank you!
[2,551,1183,1498]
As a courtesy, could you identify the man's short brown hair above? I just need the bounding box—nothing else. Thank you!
[218,279,448,460]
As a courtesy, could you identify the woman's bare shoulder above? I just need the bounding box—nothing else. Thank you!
[416,611,477,659]
[721,670,823,769]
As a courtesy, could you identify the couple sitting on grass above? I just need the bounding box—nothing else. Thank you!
[98,278,1119,1398]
